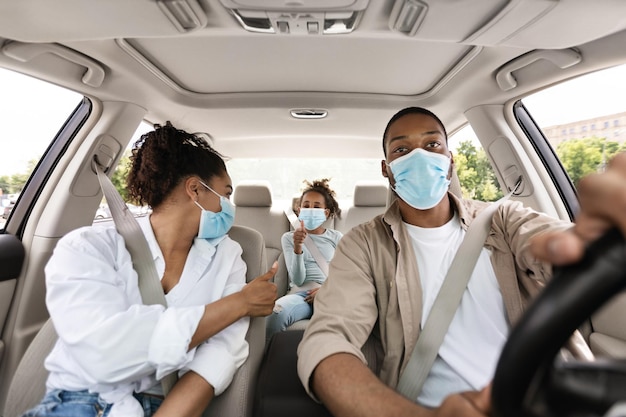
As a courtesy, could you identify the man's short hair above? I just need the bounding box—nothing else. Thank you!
[382,107,448,156]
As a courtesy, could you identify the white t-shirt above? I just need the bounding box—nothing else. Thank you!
[44,216,249,416]
[404,212,509,407]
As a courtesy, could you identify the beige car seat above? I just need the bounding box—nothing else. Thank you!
[3,225,268,417]
[233,181,290,270]
[335,181,388,233]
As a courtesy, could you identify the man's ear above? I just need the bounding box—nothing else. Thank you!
[381,159,389,178]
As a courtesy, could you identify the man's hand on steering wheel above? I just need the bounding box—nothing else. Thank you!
[530,152,626,266]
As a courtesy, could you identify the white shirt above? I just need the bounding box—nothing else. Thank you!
[404,213,509,407]
[44,216,249,416]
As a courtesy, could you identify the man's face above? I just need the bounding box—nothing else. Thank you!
[381,113,452,182]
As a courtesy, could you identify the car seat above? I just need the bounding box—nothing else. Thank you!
[233,180,290,271]
[3,225,268,417]
[335,181,388,233]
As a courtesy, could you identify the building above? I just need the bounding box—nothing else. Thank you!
[541,111,626,147]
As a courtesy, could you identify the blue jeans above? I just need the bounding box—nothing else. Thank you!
[266,291,312,341]
[21,390,163,417]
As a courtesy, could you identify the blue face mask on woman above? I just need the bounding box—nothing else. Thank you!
[298,208,327,230]
[386,148,451,210]
[194,181,236,239]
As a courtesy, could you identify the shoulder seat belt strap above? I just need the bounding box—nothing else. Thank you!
[396,182,520,400]
[94,160,178,396]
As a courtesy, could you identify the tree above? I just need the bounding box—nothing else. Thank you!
[0,158,38,195]
[454,140,503,202]
[0,176,10,195]
[111,151,132,202]
[556,137,626,186]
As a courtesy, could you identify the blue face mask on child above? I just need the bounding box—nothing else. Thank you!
[386,148,451,210]
[298,208,327,230]
[194,181,236,239]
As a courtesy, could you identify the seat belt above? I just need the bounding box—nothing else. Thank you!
[94,160,178,395]
[284,208,329,277]
[396,181,520,401]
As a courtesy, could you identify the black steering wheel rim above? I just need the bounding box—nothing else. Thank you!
[492,228,626,417]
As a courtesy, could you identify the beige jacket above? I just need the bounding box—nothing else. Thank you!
[297,193,571,397]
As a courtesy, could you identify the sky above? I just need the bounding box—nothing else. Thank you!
[0,69,83,176]
[2,63,626,176]
[523,64,626,127]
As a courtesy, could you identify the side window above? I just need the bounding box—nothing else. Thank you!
[0,69,82,229]
[522,63,626,187]
[449,126,503,202]
[93,121,154,222]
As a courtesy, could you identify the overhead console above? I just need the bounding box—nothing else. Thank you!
[218,0,369,34]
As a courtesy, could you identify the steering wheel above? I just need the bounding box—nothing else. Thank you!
[492,228,626,417]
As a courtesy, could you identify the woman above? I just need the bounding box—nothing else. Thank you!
[22,122,277,417]
[266,178,342,339]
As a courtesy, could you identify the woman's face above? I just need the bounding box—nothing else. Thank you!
[199,172,233,213]
[300,191,329,217]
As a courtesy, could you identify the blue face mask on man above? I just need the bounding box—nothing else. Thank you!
[194,181,235,239]
[386,148,451,210]
[298,208,327,230]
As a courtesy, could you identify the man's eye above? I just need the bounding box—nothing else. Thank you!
[392,146,408,153]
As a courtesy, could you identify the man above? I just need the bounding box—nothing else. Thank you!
[297,106,626,416]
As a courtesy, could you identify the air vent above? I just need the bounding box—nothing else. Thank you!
[290,109,328,119]
[220,0,369,35]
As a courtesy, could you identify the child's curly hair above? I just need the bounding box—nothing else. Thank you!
[300,178,341,219]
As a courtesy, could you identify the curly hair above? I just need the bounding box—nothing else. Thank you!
[300,178,341,219]
[126,121,227,208]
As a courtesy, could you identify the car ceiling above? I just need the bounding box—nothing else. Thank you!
[1,0,626,158]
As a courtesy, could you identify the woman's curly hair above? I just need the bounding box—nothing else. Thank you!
[300,178,341,219]
[127,121,226,208]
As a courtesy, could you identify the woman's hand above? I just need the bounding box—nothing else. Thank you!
[240,261,278,316]
[189,262,278,350]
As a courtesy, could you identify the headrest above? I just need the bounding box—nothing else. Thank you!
[353,182,389,207]
[233,181,273,207]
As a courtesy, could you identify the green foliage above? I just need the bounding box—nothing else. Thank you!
[0,158,37,195]
[555,137,626,186]
[454,140,503,202]
[111,151,132,202]
[0,153,133,204]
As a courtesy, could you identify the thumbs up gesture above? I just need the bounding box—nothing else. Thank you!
[293,220,307,254]
[241,261,278,316]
